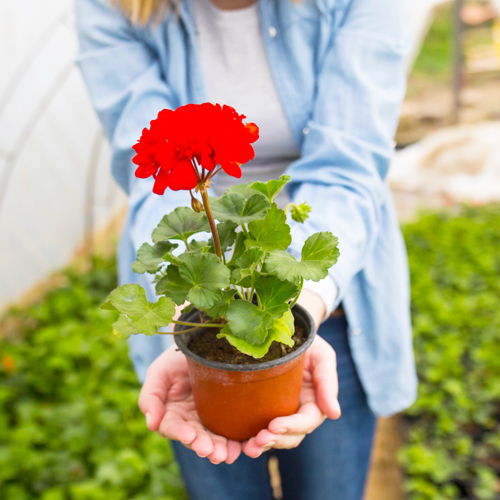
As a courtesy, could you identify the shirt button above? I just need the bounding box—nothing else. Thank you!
[302,127,309,135]
[269,26,277,38]
[351,327,362,336]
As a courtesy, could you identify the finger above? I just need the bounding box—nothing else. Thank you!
[268,401,326,435]
[242,434,305,457]
[225,440,242,464]
[309,339,341,420]
[190,429,215,458]
[139,367,171,431]
[158,415,197,445]
[208,438,228,464]
[253,429,306,450]
[139,349,181,431]
[242,436,268,458]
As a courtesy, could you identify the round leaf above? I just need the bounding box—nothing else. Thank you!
[132,241,178,274]
[265,232,339,282]
[101,284,175,337]
[179,253,231,309]
[209,193,270,224]
[218,310,294,358]
[250,175,291,202]
[245,204,291,252]
[152,207,210,243]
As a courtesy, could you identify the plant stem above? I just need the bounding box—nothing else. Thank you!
[241,224,250,237]
[200,187,222,260]
[289,277,304,309]
[234,286,246,300]
[207,166,222,180]
[172,320,224,328]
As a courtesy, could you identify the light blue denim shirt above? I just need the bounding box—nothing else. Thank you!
[76,0,417,417]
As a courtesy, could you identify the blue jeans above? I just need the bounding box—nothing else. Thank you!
[172,316,376,500]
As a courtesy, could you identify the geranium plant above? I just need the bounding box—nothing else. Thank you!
[102,103,339,359]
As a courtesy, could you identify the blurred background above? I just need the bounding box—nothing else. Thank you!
[1,1,500,499]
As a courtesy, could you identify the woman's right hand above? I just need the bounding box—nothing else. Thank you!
[138,345,243,464]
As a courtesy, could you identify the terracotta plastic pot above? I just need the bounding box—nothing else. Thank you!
[174,304,316,441]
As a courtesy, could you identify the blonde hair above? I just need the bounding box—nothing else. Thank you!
[113,0,169,25]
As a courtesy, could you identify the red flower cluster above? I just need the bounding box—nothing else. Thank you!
[132,103,259,195]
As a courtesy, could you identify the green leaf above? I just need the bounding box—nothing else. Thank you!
[179,253,231,309]
[189,240,211,254]
[101,284,175,338]
[289,202,311,223]
[250,175,291,202]
[132,241,178,274]
[152,207,210,243]
[265,232,339,282]
[155,265,191,305]
[225,276,296,345]
[226,300,274,344]
[235,247,267,270]
[227,232,247,266]
[209,193,270,224]
[255,275,299,318]
[205,289,236,319]
[225,182,258,200]
[209,221,237,253]
[218,310,294,358]
[231,247,266,286]
[245,204,291,251]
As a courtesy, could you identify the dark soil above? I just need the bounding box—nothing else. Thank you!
[187,323,307,365]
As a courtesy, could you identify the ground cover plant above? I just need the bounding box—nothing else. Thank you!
[2,205,500,499]
[0,256,186,500]
[400,205,500,500]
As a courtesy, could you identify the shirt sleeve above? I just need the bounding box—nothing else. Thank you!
[74,0,180,196]
[286,0,409,309]
[302,277,338,319]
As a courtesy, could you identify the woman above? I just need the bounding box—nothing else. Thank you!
[75,0,417,498]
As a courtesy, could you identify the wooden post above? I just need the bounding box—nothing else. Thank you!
[452,0,464,124]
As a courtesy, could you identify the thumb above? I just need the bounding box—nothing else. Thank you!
[138,358,172,431]
[310,338,341,420]
[139,390,166,431]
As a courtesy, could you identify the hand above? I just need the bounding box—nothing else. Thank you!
[169,301,189,333]
[242,335,341,458]
[138,345,243,464]
[296,288,327,330]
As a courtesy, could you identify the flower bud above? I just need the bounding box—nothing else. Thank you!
[191,197,203,213]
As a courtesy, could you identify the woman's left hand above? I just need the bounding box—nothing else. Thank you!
[242,290,342,458]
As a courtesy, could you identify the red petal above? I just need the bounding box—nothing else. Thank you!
[152,168,170,195]
[200,147,216,171]
[135,163,159,179]
[157,143,180,173]
[220,160,242,178]
[167,160,199,191]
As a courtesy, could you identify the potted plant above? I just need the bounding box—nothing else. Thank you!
[102,103,340,441]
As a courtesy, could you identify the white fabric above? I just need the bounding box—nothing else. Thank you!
[194,0,300,202]
[194,0,338,317]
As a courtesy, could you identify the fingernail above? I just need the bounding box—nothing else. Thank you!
[145,412,151,427]
[265,441,276,448]
[334,400,342,416]
[275,428,287,434]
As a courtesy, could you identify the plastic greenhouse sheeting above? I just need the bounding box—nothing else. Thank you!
[0,0,469,313]
[0,0,126,313]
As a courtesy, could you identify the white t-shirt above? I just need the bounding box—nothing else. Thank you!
[193,0,337,316]
[193,0,300,204]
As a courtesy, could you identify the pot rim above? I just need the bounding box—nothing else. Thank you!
[174,304,316,372]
